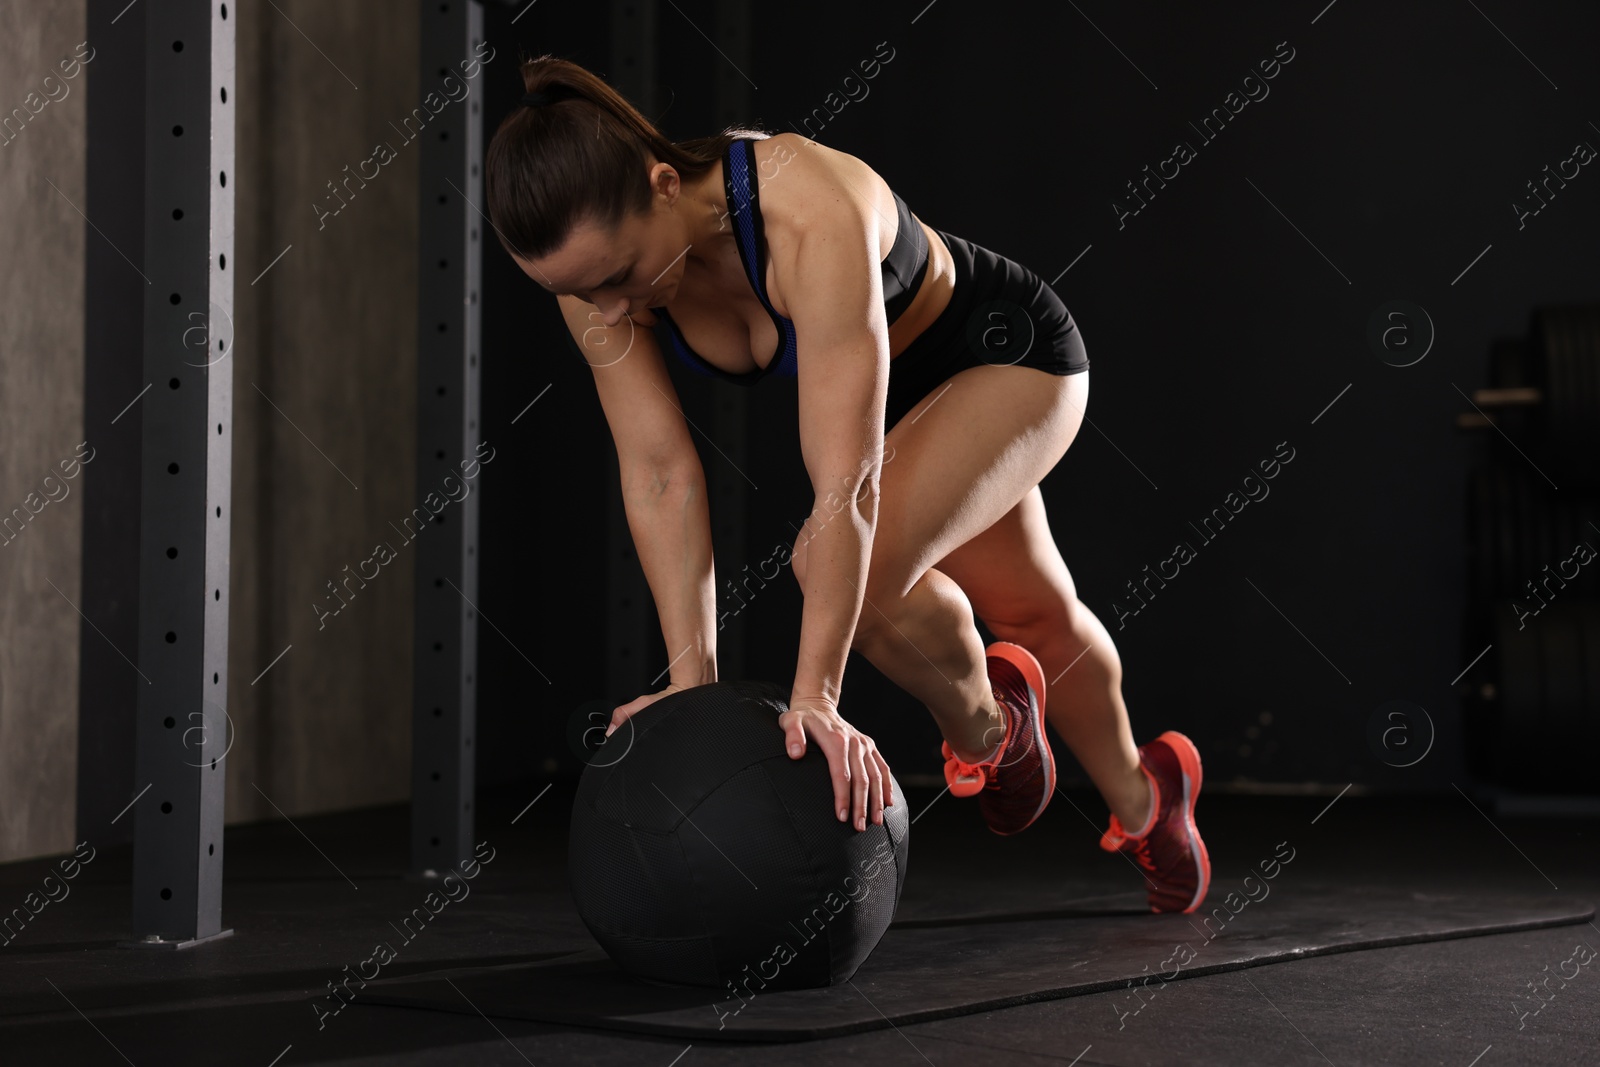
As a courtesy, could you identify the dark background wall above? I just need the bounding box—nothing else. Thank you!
[4,0,1587,865]
[473,0,1599,797]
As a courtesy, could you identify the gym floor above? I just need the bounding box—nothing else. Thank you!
[2,784,1595,1066]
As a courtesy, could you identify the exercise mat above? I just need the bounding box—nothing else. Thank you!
[356,883,1594,1042]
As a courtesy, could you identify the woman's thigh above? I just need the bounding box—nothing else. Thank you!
[933,480,1080,634]
[842,366,1088,617]
[791,228,1091,613]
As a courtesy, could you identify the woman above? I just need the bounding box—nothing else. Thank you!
[486,56,1210,913]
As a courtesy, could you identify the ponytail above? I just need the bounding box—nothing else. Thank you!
[485,54,768,262]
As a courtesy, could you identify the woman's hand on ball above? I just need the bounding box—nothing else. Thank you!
[605,683,689,738]
[780,698,892,832]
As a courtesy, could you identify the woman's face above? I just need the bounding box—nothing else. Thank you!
[519,176,688,328]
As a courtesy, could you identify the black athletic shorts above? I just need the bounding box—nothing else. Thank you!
[884,228,1089,434]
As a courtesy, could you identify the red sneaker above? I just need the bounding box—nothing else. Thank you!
[941,641,1055,835]
[1099,731,1211,913]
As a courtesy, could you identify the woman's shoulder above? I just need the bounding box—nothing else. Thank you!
[749,133,877,206]
[750,133,891,245]
[747,134,897,320]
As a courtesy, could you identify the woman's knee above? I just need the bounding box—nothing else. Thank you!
[988,595,1119,675]
[790,535,808,594]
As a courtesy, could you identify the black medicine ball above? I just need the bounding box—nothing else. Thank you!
[568,679,910,991]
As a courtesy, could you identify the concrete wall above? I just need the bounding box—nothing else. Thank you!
[227,0,420,824]
[0,2,89,862]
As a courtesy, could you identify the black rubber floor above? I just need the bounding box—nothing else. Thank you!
[1,783,1597,1065]
[358,886,1592,1040]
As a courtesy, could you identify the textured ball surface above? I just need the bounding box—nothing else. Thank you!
[568,679,911,991]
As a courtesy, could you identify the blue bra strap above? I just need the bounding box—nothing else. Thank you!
[725,139,799,378]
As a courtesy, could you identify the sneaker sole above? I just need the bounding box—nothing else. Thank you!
[1152,729,1211,913]
[985,641,1056,835]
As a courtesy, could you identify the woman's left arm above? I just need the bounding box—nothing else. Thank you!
[773,158,895,832]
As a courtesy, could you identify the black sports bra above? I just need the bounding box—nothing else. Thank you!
[651,137,930,386]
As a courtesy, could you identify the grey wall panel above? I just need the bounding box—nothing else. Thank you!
[0,1,89,863]
[223,0,271,820]
[226,0,420,823]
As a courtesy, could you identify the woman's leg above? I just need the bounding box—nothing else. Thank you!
[790,364,1083,766]
[934,480,1153,832]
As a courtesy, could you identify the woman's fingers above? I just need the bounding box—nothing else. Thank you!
[827,739,851,824]
[780,710,807,759]
[785,708,890,831]
[866,745,886,826]
[604,705,630,737]
[606,696,646,737]
[808,718,852,824]
[606,683,688,737]
[849,736,870,831]
[876,749,895,807]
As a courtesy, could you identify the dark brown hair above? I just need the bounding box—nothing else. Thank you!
[485,55,769,263]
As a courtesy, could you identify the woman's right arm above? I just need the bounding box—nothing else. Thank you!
[555,295,718,696]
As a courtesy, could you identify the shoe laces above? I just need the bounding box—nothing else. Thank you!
[943,689,1011,796]
[1102,814,1159,874]
[1126,833,1159,875]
